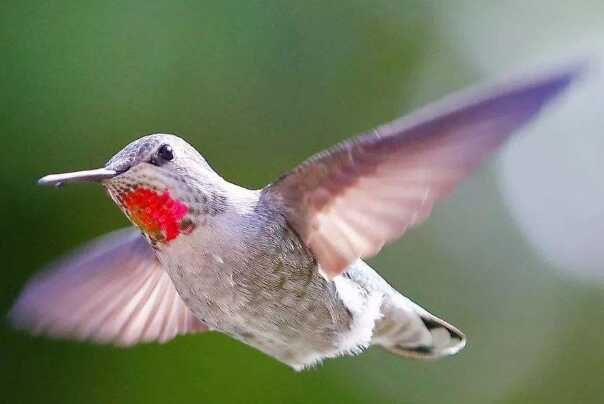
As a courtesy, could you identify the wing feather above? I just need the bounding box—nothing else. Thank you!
[265,66,580,277]
[10,228,207,346]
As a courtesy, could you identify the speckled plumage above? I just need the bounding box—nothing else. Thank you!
[11,66,580,370]
[100,134,463,369]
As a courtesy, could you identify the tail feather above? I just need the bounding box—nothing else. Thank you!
[373,297,466,359]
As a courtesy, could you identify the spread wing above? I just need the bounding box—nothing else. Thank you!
[264,67,580,278]
[10,228,207,346]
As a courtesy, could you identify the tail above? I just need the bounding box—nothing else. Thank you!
[372,295,466,359]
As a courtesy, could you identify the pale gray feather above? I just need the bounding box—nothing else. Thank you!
[10,228,207,346]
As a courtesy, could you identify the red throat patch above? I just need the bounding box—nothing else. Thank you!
[121,187,189,242]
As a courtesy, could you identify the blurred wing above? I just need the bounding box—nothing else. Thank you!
[265,67,579,278]
[10,228,207,346]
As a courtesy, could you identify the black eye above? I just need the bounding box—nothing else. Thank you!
[157,144,174,161]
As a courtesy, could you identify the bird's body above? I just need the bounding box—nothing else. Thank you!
[11,66,579,369]
[103,144,461,369]
[157,182,357,369]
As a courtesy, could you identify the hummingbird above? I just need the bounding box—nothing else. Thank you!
[11,66,579,370]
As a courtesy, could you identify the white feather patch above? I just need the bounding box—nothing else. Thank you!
[333,275,384,355]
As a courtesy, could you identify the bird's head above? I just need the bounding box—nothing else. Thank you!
[39,134,224,245]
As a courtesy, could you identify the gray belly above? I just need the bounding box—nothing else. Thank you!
[158,208,386,369]
[229,262,356,366]
[160,222,361,368]
[169,258,356,368]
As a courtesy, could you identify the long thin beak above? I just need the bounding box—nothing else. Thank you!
[38,168,117,186]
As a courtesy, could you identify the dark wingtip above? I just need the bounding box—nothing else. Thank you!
[476,60,591,132]
[530,60,589,101]
[387,59,591,144]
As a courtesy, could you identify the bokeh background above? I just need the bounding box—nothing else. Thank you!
[2,1,603,403]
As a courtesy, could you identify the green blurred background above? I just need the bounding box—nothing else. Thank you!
[2,1,603,403]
